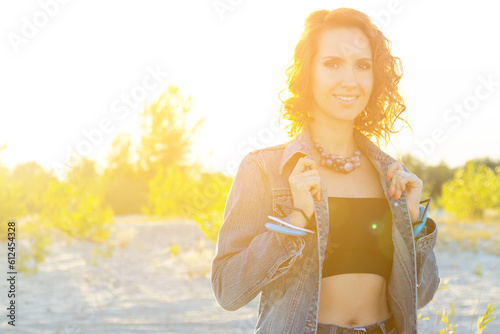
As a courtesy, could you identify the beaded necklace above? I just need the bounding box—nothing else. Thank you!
[312,140,361,174]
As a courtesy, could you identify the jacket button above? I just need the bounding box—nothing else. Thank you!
[305,322,315,328]
[321,239,327,245]
[315,283,319,288]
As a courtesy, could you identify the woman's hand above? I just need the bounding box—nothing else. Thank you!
[387,161,423,222]
[288,156,321,228]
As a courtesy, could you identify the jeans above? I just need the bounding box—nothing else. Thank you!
[316,313,396,334]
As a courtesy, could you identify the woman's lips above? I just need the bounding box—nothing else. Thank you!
[333,95,359,105]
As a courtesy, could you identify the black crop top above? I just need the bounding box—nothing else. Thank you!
[322,197,394,283]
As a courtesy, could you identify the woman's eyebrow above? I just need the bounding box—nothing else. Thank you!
[321,56,373,62]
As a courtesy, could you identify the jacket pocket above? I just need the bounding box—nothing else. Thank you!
[272,188,294,218]
[271,188,312,250]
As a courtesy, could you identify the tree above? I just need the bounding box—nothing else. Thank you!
[40,179,113,242]
[66,157,99,192]
[190,171,233,242]
[136,85,204,179]
[145,163,201,219]
[10,161,56,214]
[440,161,500,220]
[425,162,455,199]
[0,145,25,241]
[102,133,148,214]
[400,153,455,204]
[137,85,208,221]
[0,164,25,241]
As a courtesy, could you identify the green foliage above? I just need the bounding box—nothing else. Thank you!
[106,133,133,170]
[438,277,451,291]
[65,157,101,194]
[449,301,456,317]
[145,164,200,219]
[136,85,204,179]
[40,157,113,242]
[40,179,113,243]
[469,157,500,171]
[172,169,231,242]
[10,161,56,214]
[169,241,181,257]
[439,161,500,220]
[477,304,496,334]
[430,278,497,334]
[438,307,458,334]
[102,171,148,215]
[16,220,51,276]
[16,251,39,276]
[0,164,25,241]
[145,161,232,242]
[399,153,455,203]
[433,299,458,334]
[1,145,115,273]
[102,134,148,214]
[425,163,456,201]
[189,171,232,242]
[475,264,482,276]
[102,85,206,217]
[137,85,230,242]
[90,243,115,266]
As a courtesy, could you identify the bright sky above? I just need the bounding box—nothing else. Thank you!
[1,0,499,178]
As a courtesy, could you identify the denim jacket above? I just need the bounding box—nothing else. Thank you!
[211,125,440,333]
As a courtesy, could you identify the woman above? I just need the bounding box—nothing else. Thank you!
[211,8,440,334]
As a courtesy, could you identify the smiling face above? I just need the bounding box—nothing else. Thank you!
[310,27,374,123]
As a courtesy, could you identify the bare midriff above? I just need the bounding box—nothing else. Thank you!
[318,273,390,326]
[311,145,392,326]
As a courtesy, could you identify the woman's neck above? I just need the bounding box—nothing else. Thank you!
[307,119,357,157]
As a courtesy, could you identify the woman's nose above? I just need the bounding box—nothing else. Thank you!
[340,68,357,88]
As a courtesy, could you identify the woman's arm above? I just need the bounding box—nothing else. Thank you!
[211,152,312,311]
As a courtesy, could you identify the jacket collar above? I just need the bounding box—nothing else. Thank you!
[279,123,396,176]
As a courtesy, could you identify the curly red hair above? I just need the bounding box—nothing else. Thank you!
[279,8,411,146]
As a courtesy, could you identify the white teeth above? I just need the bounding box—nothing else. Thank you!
[335,96,357,101]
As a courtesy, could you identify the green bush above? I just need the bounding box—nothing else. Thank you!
[145,164,200,219]
[40,179,113,243]
[145,163,232,242]
[190,171,232,242]
[16,219,51,276]
[10,161,56,215]
[0,164,25,241]
[439,162,499,220]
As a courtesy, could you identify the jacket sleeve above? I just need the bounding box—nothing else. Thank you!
[211,152,313,311]
[399,161,441,309]
[415,216,440,309]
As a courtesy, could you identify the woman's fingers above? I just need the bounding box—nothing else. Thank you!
[392,171,406,199]
[305,176,322,201]
[390,171,407,199]
[297,169,320,177]
[291,157,317,176]
[293,175,322,200]
[388,162,406,199]
[387,162,422,200]
[387,161,403,179]
[289,157,322,201]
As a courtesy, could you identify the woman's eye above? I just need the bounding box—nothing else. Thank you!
[324,61,340,69]
[357,63,371,70]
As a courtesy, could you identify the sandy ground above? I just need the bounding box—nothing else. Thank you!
[1,218,499,334]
